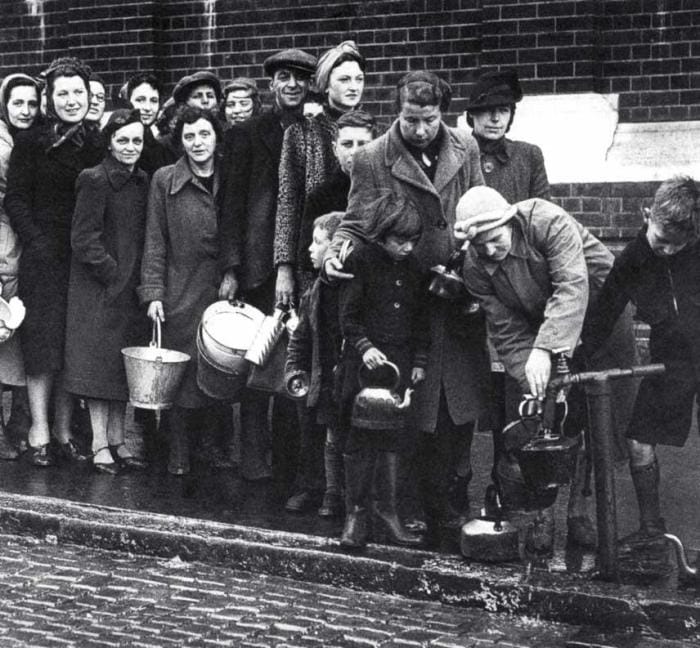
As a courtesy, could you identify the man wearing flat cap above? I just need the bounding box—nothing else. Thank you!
[219,48,316,482]
[324,70,489,549]
[456,186,637,549]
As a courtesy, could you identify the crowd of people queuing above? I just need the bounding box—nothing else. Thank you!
[0,40,698,557]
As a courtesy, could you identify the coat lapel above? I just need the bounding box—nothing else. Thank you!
[432,125,467,194]
[385,122,438,196]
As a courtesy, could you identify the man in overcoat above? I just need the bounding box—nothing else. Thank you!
[218,48,316,482]
[324,71,489,547]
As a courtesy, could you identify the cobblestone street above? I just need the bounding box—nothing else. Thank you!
[0,532,584,648]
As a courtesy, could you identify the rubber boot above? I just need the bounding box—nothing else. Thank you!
[318,441,344,518]
[340,450,374,549]
[620,459,666,547]
[372,451,423,547]
[167,407,190,476]
[239,398,271,481]
[6,386,30,454]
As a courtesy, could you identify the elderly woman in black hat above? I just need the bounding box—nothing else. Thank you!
[64,109,149,474]
[4,56,104,466]
[274,40,367,304]
[221,77,260,127]
[464,69,549,204]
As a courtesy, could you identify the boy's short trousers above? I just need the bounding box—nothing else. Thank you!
[627,360,700,447]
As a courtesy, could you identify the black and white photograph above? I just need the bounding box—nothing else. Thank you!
[0,1,698,646]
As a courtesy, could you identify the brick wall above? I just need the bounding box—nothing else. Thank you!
[2,1,700,123]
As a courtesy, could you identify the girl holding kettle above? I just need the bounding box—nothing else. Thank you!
[338,191,430,550]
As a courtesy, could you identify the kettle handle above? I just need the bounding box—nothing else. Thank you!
[357,361,401,391]
[149,317,162,349]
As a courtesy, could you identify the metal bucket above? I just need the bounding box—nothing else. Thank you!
[196,325,249,401]
[121,319,190,410]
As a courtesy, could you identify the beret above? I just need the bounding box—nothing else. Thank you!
[172,70,222,104]
[465,69,523,112]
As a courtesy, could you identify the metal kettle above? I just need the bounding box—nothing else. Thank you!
[428,249,481,316]
[460,485,519,562]
[351,362,413,430]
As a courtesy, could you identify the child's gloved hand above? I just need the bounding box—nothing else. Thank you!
[362,347,386,370]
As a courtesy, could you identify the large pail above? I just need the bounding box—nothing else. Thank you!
[121,319,190,410]
[196,325,248,401]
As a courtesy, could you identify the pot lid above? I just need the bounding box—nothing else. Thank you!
[201,301,265,350]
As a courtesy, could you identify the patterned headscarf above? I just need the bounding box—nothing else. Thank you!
[314,40,364,94]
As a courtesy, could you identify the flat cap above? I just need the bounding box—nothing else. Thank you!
[172,70,222,104]
[263,48,317,78]
[465,69,523,112]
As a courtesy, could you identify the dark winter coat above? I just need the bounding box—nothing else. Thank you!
[138,127,170,178]
[219,111,301,292]
[138,157,221,408]
[296,167,350,275]
[330,120,489,433]
[584,227,700,446]
[3,122,104,374]
[64,156,149,400]
[284,277,342,422]
[477,137,549,204]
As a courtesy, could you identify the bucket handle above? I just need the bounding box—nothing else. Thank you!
[149,317,162,349]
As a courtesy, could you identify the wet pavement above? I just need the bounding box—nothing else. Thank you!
[0,532,585,647]
[0,403,698,566]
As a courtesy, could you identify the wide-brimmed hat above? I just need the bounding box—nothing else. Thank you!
[465,69,523,112]
[172,70,222,105]
[263,48,317,78]
[454,187,516,241]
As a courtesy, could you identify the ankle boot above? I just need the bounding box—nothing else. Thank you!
[340,450,374,549]
[319,441,344,518]
[167,407,190,475]
[372,451,423,547]
[622,459,666,545]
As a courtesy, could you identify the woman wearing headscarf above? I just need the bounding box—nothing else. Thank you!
[138,106,227,476]
[4,56,104,467]
[0,72,42,459]
[64,109,149,474]
[274,40,366,304]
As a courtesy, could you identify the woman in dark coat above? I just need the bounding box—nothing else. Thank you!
[4,57,104,467]
[64,109,149,474]
[138,107,224,476]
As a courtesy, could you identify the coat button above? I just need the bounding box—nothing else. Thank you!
[394,302,400,309]
[436,220,447,230]
[396,279,403,286]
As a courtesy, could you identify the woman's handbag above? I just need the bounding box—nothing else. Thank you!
[245,306,298,396]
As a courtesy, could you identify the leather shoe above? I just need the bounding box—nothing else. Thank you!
[109,444,147,471]
[28,444,54,467]
[93,447,119,475]
[57,438,88,462]
[567,515,597,550]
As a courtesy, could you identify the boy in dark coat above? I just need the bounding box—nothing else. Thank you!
[284,212,344,516]
[585,176,700,546]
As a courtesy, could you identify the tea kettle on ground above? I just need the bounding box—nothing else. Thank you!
[350,362,412,430]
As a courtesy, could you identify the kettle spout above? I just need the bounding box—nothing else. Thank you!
[396,388,413,410]
[665,533,698,577]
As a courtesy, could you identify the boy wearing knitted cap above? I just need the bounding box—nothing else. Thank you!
[457,186,637,550]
